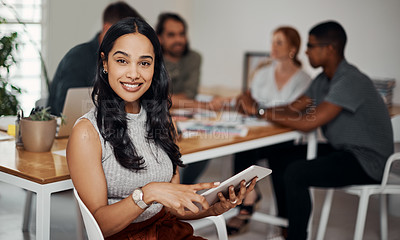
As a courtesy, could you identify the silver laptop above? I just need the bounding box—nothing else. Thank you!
[57,87,94,138]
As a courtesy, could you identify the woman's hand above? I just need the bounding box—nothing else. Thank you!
[236,90,258,115]
[211,177,257,216]
[142,182,219,216]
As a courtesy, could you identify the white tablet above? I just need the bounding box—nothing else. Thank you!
[200,165,272,206]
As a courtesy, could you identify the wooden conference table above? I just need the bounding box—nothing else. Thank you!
[0,105,399,240]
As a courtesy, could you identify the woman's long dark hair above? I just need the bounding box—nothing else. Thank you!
[92,17,183,173]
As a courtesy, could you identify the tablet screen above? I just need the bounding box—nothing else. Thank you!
[200,165,272,206]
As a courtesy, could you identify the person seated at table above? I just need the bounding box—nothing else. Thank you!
[237,20,393,240]
[156,12,202,108]
[156,12,209,185]
[219,26,311,236]
[66,17,256,239]
[47,1,143,116]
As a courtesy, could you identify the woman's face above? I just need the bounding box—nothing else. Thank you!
[270,31,295,61]
[102,33,155,113]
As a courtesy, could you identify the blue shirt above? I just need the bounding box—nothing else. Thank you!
[47,33,99,116]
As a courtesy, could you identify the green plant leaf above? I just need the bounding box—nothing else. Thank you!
[0,16,20,115]
[28,106,55,121]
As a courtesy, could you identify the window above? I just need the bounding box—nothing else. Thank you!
[0,0,44,114]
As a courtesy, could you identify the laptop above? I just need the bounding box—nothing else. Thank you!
[242,51,271,92]
[56,87,94,138]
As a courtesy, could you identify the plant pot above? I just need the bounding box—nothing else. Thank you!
[20,118,57,152]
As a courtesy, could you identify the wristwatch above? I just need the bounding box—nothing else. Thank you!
[132,187,149,210]
[257,106,266,118]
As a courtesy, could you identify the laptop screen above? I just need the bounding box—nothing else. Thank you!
[242,52,270,92]
[57,87,94,138]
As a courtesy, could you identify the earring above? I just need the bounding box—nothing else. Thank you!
[103,69,108,74]
[289,52,295,59]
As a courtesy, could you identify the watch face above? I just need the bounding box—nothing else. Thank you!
[132,189,141,200]
[132,188,148,209]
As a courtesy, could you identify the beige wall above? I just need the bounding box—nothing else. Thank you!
[44,0,111,80]
[45,0,400,103]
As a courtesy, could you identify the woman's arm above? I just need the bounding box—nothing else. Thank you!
[237,93,342,133]
[265,97,342,132]
[67,123,222,236]
[67,119,145,237]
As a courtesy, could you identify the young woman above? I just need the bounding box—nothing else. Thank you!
[225,26,312,236]
[246,26,312,109]
[67,17,256,239]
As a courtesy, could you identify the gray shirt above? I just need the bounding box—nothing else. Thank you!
[79,107,173,222]
[165,50,201,99]
[305,60,393,181]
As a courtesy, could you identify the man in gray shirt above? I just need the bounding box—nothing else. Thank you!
[156,12,202,108]
[156,13,206,184]
[237,21,393,240]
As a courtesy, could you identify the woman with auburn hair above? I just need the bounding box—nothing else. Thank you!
[225,26,311,237]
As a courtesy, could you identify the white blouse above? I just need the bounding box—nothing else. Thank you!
[251,61,312,108]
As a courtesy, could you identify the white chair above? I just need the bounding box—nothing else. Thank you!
[316,115,400,240]
[73,188,104,240]
[73,188,228,240]
[186,215,228,240]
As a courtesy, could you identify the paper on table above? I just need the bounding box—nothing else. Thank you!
[177,120,248,137]
[0,131,13,141]
[53,149,66,157]
[219,111,271,127]
[0,115,17,131]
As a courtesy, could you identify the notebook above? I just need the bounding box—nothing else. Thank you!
[56,87,94,138]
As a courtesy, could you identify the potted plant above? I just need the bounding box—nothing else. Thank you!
[20,107,58,152]
[0,17,21,116]
[0,7,51,116]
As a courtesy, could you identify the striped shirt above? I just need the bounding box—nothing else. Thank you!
[305,60,393,181]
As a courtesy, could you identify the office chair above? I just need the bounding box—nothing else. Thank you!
[316,115,400,240]
[73,188,229,240]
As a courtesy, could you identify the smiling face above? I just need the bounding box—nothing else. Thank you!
[102,33,155,113]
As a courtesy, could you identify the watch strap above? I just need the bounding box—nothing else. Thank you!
[132,188,149,210]
[136,198,149,210]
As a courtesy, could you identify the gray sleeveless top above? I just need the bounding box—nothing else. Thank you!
[78,107,173,222]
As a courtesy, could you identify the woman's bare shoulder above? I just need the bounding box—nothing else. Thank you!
[67,118,101,154]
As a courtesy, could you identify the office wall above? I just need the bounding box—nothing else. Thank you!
[46,0,400,103]
[45,0,111,80]
[189,0,400,104]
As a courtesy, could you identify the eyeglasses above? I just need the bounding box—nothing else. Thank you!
[306,42,330,49]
